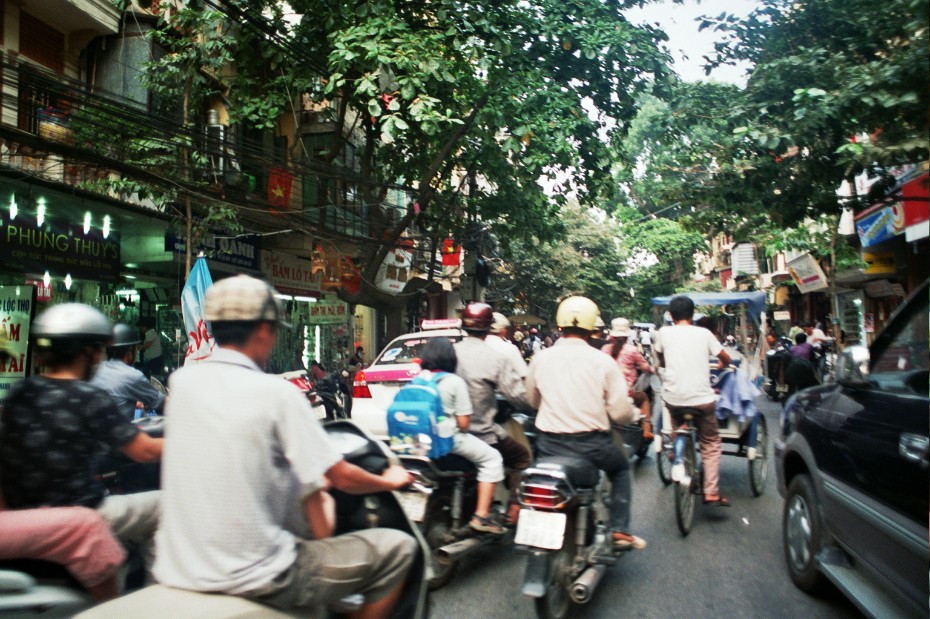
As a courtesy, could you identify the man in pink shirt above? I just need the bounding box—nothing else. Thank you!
[0,504,125,601]
[602,318,654,439]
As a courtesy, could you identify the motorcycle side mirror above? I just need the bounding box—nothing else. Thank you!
[836,345,871,388]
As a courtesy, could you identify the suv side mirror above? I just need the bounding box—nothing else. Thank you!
[836,345,871,387]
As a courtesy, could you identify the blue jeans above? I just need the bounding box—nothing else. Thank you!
[536,431,632,533]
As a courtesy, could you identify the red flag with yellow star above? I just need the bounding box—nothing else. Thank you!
[268,168,293,213]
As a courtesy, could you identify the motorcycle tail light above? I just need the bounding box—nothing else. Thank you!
[519,483,568,510]
[353,371,372,398]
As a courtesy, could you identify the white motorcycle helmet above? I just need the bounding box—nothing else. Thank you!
[556,296,600,332]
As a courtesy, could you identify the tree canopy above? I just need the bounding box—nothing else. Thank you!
[689,0,928,231]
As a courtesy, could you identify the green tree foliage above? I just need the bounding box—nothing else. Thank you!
[126,0,677,333]
[692,0,928,231]
[491,203,705,323]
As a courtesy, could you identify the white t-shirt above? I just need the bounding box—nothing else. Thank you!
[485,334,529,378]
[654,324,723,407]
[154,348,343,595]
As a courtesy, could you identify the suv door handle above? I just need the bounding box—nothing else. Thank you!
[899,433,929,468]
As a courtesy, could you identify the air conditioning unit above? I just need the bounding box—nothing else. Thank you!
[204,124,226,174]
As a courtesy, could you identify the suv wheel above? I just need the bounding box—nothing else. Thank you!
[783,474,828,593]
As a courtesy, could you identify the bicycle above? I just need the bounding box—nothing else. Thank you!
[671,406,705,536]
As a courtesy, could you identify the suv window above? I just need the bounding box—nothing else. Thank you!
[871,292,929,394]
[375,335,463,366]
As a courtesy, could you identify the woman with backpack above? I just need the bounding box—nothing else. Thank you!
[417,338,506,535]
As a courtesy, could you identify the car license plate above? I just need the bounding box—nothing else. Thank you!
[514,509,567,550]
[396,490,428,522]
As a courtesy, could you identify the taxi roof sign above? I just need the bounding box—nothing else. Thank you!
[421,318,462,330]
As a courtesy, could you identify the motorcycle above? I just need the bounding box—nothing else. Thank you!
[74,420,431,619]
[396,453,508,591]
[516,455,626,619]
[314,370,350,421]
[0,417,166,617]
[279,370,327,420]
[763,336,794,401]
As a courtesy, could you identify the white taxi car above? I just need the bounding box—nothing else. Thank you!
[351,319,465,440]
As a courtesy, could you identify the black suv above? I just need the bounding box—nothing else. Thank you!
[775,279,928,618]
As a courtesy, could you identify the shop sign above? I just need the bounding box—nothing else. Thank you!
[0,285,35,406]
[261,250,322,297]
[862,251,896,275]
[855,204,905,248]
[307,298,348,325]
[787,253,829,294]
[1,219,121,281]
[902,173,929,242]
[25,279,52,302]
[166,230,259,270]
[376,246,414,294]
[773,311,791,321]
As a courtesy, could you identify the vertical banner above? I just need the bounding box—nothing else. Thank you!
[182,256,215,363]
[0,285,36,406]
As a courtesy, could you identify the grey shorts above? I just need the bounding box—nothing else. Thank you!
[252,529,417,610]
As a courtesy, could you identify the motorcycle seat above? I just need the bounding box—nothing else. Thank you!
[533,456,599,488]
[431,453,477,474]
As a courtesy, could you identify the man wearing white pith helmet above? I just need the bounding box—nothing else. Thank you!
[525,296,646,550]
[486,312,528,378]
[155,275,417,616]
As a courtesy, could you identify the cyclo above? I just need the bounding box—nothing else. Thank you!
[649,292,770,536]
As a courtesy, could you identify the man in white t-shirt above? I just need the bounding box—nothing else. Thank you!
[155,275,416,616]
[654,295,732,507]
[486,313,528,378]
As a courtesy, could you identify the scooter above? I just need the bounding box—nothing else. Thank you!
[0,417,166,617]
[516,456,626,619]
[279,370,327,420]
[74,420,431,619]
[396,453,508,590]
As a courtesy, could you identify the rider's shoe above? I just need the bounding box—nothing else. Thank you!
[611,532,647,550]
[470,514,506,535]
[671,463,685,482]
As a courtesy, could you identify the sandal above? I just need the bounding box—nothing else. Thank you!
[469,514,506,535]
[502,503,521,527]
[703,496,732,507]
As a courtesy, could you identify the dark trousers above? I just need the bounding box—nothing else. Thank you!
[536,431,632,533]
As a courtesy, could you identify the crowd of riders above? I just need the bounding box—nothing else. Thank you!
[1,277,742,616]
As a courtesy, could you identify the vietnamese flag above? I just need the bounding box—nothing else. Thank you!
[441,238,461,266]
[268,168,294,213]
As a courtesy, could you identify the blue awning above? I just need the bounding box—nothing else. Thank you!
[651,292,767,323]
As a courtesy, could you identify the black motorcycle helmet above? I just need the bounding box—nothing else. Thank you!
[108,323,142,359]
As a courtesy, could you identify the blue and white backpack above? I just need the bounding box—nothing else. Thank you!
[387,372,455,459]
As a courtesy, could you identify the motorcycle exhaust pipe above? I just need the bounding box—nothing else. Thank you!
[436,537,483,563]
[570,565,607,604]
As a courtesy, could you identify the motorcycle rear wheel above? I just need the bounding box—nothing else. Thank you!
[423,495,457,590]
[534,521,576,619]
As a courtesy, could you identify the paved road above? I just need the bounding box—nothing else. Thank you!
[430,397,863,618]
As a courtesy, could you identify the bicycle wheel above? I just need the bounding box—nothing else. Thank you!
[657,435,673,486]
[748,416,769,496]
[674,436,696,536]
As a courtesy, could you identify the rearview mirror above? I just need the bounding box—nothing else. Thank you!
[836,345,871,387]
